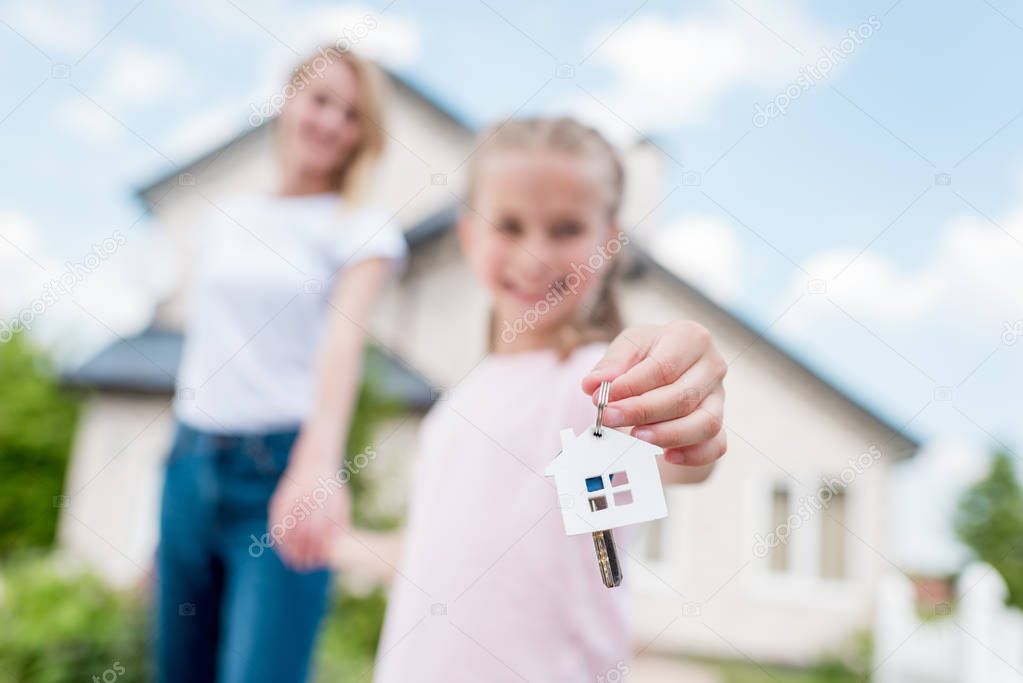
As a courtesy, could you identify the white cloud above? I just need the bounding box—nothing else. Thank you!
[178,1,421,70]
[159,4,421,161]
[0,211,159,364]
[777,209,1023,335]
[0,212,49,322]
[53,43,188,145]
[4,0,103,55]
[162,103,248,162]
[289,5,421,69]
[646,213,742,303]
[53,96,122,144]
[97,44,189,107]
[571,0,838,139]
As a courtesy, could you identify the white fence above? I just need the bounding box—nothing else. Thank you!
[874,563,1023,683]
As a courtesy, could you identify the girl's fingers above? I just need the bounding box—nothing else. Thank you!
[603,356,723,427]
[628,389,725,449]
[280,526,305,569]
[592,322,714,403]
[582,325,658,396]
[299,519,324,570]
[663,430,728,467]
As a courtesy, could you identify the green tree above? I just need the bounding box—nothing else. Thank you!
[0,556,148,683]
[0,332,80,556]
[955,450,1023,610]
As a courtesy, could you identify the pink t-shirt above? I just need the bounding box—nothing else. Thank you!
[375,342,635,683]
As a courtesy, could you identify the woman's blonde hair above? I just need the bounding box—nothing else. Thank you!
[283,47,387,203]
[467,117,626,358]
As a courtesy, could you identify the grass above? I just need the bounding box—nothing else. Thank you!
[712,658,866,683]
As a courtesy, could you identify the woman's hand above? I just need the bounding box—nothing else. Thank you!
[582,321,727,470]
[267,428,350,572]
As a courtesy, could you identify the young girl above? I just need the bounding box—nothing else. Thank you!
[374,118,726,681]
[157,49,404,682]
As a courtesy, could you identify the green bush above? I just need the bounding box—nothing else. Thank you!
[345,359,404,530]
[712,631,871,683]
[0,554,389,683]
[0,333,79,557]
[314,587,389,681]
[0,555,148,683]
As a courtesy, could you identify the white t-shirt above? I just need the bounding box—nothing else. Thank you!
[173,192,407,433]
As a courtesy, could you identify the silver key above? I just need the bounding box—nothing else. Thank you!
[591,380,622,588]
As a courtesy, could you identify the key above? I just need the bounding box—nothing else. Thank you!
[591,381,623,587]
[545,380,668,589]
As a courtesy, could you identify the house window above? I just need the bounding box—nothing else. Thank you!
[756,478,854,584]
[819,489,847,579]
[613,490,634,506]
[584,470,634,509]
[768,486,790,573]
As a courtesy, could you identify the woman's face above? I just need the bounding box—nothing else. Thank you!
[279,60,363,181]
[460,151,617,345]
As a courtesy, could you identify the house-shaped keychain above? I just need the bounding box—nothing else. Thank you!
[545,424,667,536]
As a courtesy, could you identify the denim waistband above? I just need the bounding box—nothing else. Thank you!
[173,421,301,453]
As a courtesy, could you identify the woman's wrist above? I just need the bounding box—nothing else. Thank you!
[292,418,346,470]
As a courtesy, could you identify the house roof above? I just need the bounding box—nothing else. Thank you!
[134,69,473,202]
[61,327,437,411]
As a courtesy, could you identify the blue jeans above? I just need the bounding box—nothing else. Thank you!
[156,422,331,683]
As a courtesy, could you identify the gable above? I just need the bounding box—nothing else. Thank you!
[545,427,661,477]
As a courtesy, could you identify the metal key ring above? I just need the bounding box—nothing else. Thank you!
[594,380,612,437]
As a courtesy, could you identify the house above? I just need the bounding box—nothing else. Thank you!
[58,64,919,667]
[546,426,666,535]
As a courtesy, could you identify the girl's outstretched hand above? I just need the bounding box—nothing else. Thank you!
[583,321,727,468]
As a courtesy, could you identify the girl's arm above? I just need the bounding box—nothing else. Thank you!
[269,258,394,571]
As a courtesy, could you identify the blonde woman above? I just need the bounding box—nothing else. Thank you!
[157,49,403,683]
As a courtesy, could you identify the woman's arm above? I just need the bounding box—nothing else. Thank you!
[269,258,394,571]
[305,258,393,457]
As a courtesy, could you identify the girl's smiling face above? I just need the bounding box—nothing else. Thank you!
[460,150,619,349]
[279,60,363,182]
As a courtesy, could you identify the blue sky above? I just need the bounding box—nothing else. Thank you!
[1,0,1020,482]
